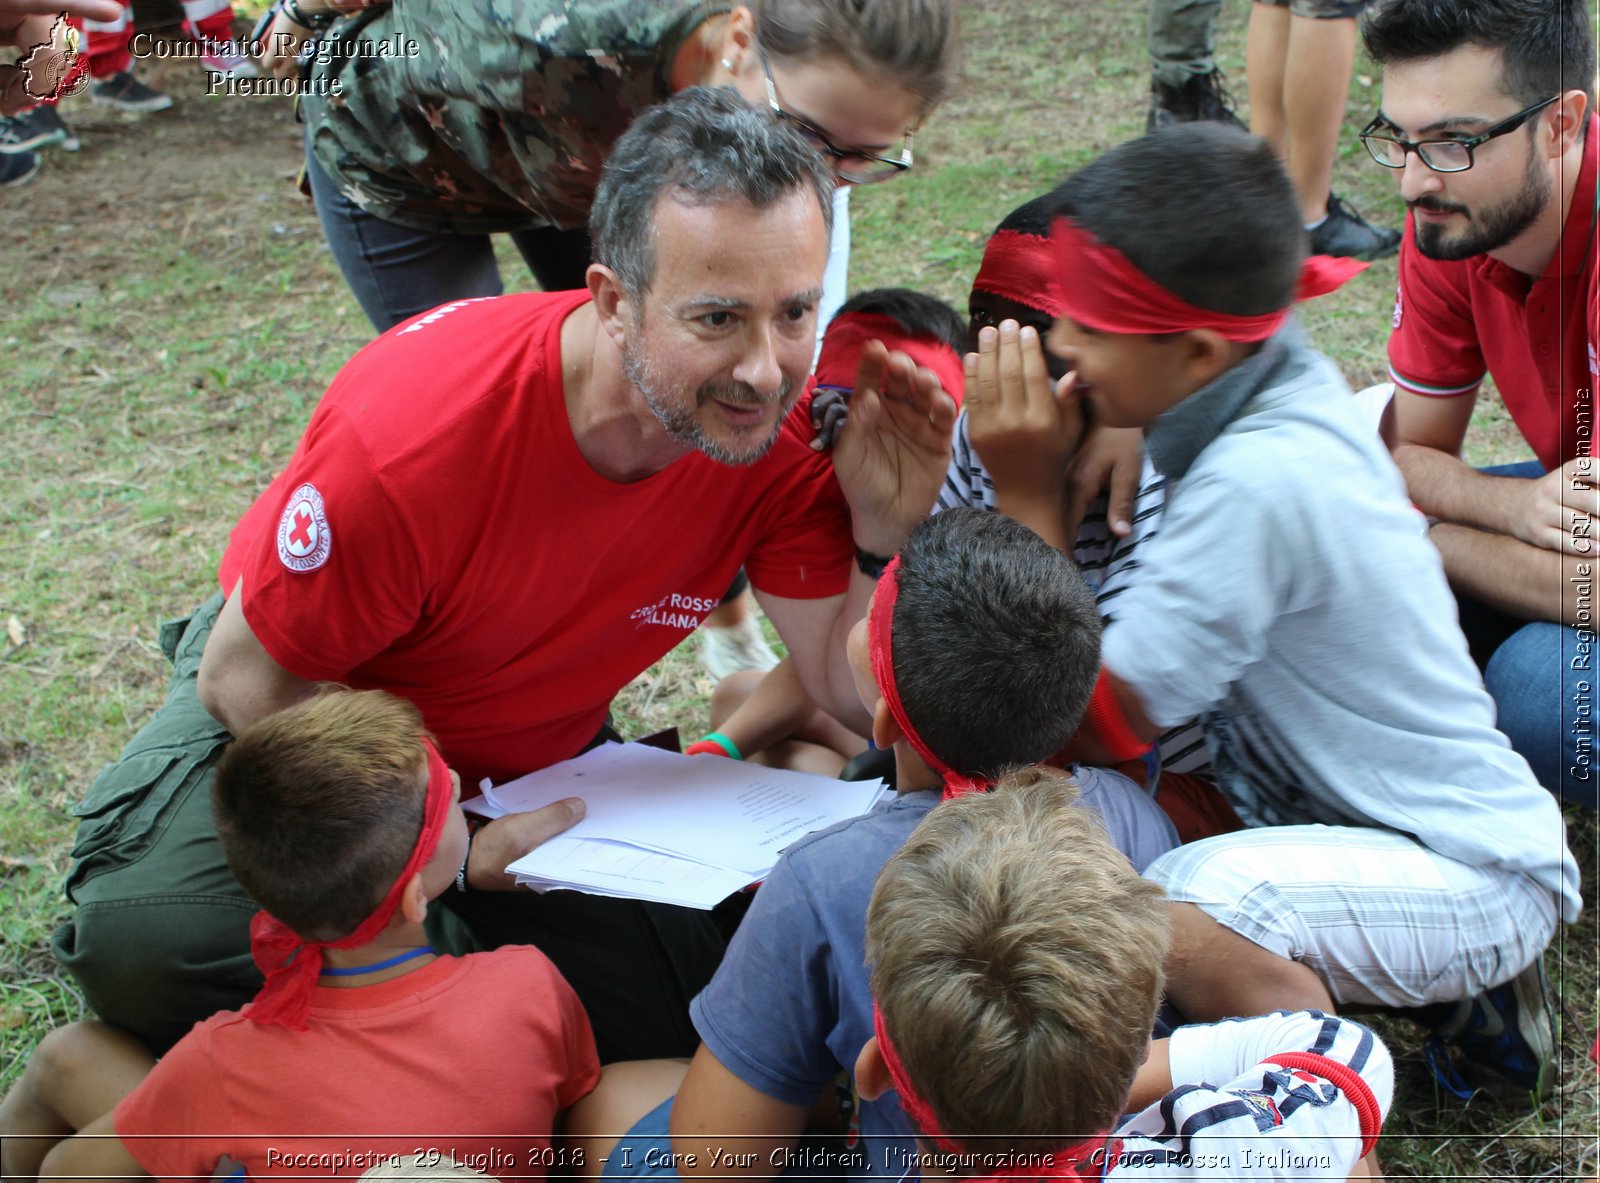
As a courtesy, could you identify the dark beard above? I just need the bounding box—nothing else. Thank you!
[623,344,793,466]
[1411,144,1551,261]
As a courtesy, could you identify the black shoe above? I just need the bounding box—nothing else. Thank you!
[90,70,174,113]
[0,149,42,188]
[1148,69,1247,132]
[1309,192,1401,260]
[0,106,74,153]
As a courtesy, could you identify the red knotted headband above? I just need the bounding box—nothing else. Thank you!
[868,556,990,800]
[872,1005,1116,1180]
[973,229,1067,318]
[245,738,454,1031]
[1051,216,1367,342]
[815,311,967,405]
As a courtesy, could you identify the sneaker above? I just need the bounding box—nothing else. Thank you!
[90,71,174,113]
[1424,959,1556,1105]
[698,615,780,681]
[0,149,41,187]
[201,47,258,78]
[1309,192,1401,261]
[0,106,75,153]
[1148,69,1247,132]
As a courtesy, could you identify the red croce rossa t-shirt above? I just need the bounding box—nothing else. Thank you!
[220,291,852,784]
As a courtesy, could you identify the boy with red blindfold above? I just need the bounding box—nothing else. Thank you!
[565,508,1176,1183]
[949,191,1233,842]
[0,689,597,1183]
[986,122,1578,1104]
[861,769,1394,1181]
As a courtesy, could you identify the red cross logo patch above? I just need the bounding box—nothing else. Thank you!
[276,482,331,572]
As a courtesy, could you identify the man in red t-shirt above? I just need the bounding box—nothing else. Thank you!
[1361,0,1597,807]
[51,88,956,1062]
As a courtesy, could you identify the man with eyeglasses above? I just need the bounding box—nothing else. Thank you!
[1361,0,1597,810]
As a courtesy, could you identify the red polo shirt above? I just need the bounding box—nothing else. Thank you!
[1387,114,1598,468]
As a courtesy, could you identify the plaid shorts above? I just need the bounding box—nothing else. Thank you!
[1147,824,1558,1008]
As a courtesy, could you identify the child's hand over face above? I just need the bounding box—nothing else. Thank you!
[965,321,1083,549]
[1063,420,1145,542]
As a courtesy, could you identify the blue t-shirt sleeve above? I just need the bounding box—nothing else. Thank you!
[1071,767,1178,872]
[689,853,842,1108]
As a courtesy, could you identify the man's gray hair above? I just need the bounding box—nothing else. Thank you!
[590,86,835,301]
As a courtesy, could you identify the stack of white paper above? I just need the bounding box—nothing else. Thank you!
[463,743,885,909]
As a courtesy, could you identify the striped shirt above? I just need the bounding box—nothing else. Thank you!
[935,412,1211,776]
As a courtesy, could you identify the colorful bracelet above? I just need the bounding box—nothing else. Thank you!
[686,732,743,760]
[1261,1052,1383,1158]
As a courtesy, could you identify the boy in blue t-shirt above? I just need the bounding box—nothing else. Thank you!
[564,507,1178,1182]
[861,773,1394,1181]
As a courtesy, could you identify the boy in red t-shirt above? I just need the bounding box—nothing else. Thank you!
[0,689,598,1183]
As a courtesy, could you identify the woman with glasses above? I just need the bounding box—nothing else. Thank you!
[257,0,959,334]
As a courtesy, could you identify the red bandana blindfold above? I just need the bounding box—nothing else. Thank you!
[815,312,967,405]
[246,738,454,1031]
[872,1005,1116,1180]
[868,557,989,801]
[972,229,1067,319]
[1051,216,1366,341]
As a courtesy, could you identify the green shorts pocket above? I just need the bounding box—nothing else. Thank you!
[67,733,229,897]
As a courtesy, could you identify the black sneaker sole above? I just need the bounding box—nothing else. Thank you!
[0,127,65,154]
[0,153,42,187]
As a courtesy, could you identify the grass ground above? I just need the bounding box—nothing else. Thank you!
[2,0,1595,1176]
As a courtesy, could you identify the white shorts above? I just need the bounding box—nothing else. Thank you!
[1145,824,1558,1008]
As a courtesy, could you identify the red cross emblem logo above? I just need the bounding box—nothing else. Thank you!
[275,482,331,572]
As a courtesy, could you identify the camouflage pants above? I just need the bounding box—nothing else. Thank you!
[304,136,591,334]
[1149,0,1223,87]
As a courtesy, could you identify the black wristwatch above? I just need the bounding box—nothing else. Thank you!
[855,545,893,579]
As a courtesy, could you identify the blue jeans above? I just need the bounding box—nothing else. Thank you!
[1455,461,1596,808]
[303,131,592,333]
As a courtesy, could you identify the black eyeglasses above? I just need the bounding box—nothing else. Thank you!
[1359,96,1558,173]
[761,52,914,185]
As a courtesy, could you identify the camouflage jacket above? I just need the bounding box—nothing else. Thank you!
[303,0,729,234]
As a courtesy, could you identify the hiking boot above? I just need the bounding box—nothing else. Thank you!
[1148,69,1247,132]
[90,71,174,113]
[1423,959,1556,1105]
[1309,192,1401,261]
[0,106,75,153]
[0,149,41,188]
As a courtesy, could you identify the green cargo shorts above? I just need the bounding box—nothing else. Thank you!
[50,593,263,1054]
[51,597,727,1061]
